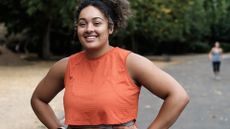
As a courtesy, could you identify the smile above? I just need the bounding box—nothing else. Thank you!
[84,35,97,42]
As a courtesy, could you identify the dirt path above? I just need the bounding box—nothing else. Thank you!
[0,47,64,129]
[0,46,173,129]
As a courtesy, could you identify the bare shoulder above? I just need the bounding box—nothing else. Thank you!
[48,57,69,79]
[31,57,70,102]
[126,52,159,75]
[126,52,185,99]
[220,48,223,53]
[127,52,153,66]
[53,57,68,69]
[126,52,164,83]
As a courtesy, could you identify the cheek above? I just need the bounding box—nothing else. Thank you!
[98,28,110,37]
[77,28,82,35]
[77,29,84,38]
[99,31,109,41]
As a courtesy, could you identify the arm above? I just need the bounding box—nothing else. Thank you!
[208,48,213,60]
[31,58,68,129]
[127,53,189,129]
[220,48,224,60]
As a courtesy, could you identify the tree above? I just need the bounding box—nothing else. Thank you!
[0,0,77,59]
[127,0,205,54]
[203,0,230,42]
[20,0,76,58]
[1,0,230,56]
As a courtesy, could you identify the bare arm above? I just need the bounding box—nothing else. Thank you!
[127,53,189,129]
[220,48,224,59]
[31,58,68,129]
[208,48,213,60]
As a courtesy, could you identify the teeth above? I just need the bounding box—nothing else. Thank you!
[85,36,96,41]
[87,36,96,39]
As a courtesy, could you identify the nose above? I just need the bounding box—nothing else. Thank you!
[86,23,94,32]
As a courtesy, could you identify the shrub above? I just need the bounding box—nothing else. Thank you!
[189,42,210,53]
[221,42,230,52]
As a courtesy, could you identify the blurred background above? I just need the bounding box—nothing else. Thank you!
[0,0,230,129]
[0,0,230,59]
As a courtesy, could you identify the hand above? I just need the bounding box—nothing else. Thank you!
[113,125,137,129]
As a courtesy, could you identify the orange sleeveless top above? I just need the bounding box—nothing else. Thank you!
[64,47,141,125]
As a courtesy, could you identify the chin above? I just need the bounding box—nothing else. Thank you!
[84,44,101,50]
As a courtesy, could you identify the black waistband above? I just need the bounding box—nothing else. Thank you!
[68,120,135,129]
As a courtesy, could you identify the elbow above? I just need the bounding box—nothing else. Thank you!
[30,93,41,110]
[183,94,190,106]
[168,90,190,108]
[179,92,190,108]
[30,94,37,110]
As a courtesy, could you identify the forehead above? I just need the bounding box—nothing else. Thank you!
[78,5,106,20]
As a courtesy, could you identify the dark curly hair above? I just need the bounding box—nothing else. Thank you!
[75,0,131,32]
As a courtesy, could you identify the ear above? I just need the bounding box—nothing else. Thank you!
[109,24,114,35]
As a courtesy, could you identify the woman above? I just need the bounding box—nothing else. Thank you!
[31,0,189,129]
[208,41,223,80]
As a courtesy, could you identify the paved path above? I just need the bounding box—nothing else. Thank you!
[137,54,230,129]
[1,50,229,129]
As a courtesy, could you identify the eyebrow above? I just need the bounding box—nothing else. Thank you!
[78,17,105,22]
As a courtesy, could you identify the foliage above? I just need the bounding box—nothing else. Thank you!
[122,0,230,54]
[189,41,211,53]
[0,0,77,58]
[221,42,230,52]
[0,0,230,56]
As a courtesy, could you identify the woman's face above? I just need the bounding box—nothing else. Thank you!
[77,5,113,50]
[215,42,220,48]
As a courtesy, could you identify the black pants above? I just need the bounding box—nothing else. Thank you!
[212,61,221,73]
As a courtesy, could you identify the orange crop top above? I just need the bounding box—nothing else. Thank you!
[64,47,141,125]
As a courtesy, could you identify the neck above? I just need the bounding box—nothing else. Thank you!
[85,45,113,59]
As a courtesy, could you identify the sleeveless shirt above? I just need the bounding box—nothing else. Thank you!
[211,51,221,62]
[64,47,141,125]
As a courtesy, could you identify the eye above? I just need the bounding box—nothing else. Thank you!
[78,21,86,27]
[93,21,102,26]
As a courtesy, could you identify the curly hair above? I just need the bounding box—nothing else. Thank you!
[75,0,131,31]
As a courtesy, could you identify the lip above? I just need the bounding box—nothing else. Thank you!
[84,35,97,42]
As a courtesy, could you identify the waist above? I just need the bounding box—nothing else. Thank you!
[67,120,135,129]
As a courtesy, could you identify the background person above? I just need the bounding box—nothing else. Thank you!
[208,41,223,80]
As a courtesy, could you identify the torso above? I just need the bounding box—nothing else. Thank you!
[63,47,141,126]
[211,48,222,62]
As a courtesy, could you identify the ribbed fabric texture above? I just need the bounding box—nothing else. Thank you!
[64,47,140,125]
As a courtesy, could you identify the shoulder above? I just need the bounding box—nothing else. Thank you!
[220,48,223,52]
[52,57,68,70]
[67,51,85,65]
[48,57,69,79]
[114,47,130,55]
[211,47,215,51]
[126,52,159,78]
[107,47,131,63]
[127,52,154,68]
[209,48,214,53]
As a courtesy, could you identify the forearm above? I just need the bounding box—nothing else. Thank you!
[31,98,61,129]
[148,94,189,129]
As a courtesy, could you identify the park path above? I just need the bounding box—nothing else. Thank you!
[137,54,230,129]
[0,47,229,129]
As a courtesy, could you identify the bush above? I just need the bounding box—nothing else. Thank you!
[189,42,210,53]
[221,42,230,52]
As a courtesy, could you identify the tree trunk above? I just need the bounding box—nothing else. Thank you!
[131,34,138,53]
[41,20,51,59]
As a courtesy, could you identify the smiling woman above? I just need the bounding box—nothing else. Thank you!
[76,5,113,55]
[31,0,189,129]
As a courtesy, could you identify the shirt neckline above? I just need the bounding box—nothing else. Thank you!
[84,47,117,61]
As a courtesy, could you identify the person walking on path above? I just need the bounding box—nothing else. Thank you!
[30,0,189,129]
[208,41,223,80]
